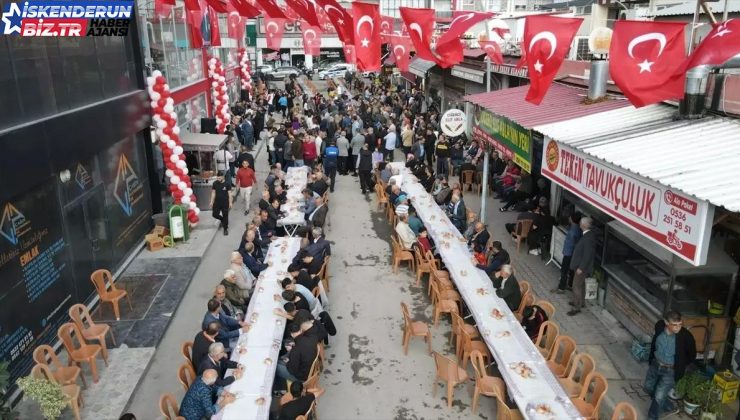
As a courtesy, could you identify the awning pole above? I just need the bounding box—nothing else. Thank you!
[486,57,491,93]
[481,150,489,223]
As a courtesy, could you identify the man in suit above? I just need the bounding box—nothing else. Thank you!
[242,242,268,277]
[202,299,250,349]
[475,241,510,275]
[308,173,329,197]
[568,217,597,316]
[197,342,243,387]
[304,227,331,263]
[448,193,467,233]
[492,265,521,311]
[468,222,490,250]
[191,322,220,370]
[307,196,328,228]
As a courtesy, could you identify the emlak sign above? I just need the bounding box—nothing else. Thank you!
[542,137,714,266]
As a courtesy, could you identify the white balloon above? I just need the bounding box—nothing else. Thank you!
[178,181,187,190]
[165,169,174,178]
[194,207,201,215]
[167,139,176,149]
[176,160,187,169]
[182,166,188,175]
[181,196,191,205]
[150,91,161,101]
[155,128,164,138]
[173,146,184,155]
[164,104,174,113]
[215,99,221,106]
[166,97,174,106]
[170,175,181,185]
[172,126,180,135]
[184,187,193,196]
[146,76,155,86]
[212,81,218,88]
[169,154,179,163]
[160,134,171,143]
[169,112,177,120]
[157,120,167,129]
[189,201,197,210]
[152,70,162,78]
[150,100,159,109]
[163,84,170,91]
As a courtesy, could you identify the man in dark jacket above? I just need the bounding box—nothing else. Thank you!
[476,241,510,274]
[286,320,319,381]
[468,222,490,250]
[197,342,241,387]
[645,311,696,420]
[492,265,521,311]
[191,322,220,370]
[356,143,373,194]
[567,217,596,316]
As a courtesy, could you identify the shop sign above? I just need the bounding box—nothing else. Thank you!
[441,109,467,137]
[258,18,337,36]
[451,66,484,84]
[490,63,528,78]
[541,137,714,266]
[473,107,532,172]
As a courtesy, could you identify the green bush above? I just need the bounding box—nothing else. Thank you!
[16,376,67,420]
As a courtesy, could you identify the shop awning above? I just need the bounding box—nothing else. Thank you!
[180,132,228,152]
[451,65,485,84]
[409,57,437,78]
[535,105,740,213]
[400,71,416,83]
[464,83,629,129]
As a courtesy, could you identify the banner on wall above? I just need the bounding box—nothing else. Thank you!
[0,183,74,384]
[472,107,532,172]
[541,137,714,266]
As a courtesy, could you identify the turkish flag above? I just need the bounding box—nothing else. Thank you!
[523,15,582,104]
[515,42,527,69]
[206,0,229,13]
[155,0,175,18]
[678,19,740,73]
[437,11,493,47]
[264,17,286,51]
[227,11,245,41]
[434,38,464,68]
[231,0,261,17]
[352,2,381,71]
[479,40,504,65]
[285,0,320,27]
[316,0,353,44]
[390,35,412,71]
[380,16,394,43]
[343,44,356,64]
[186,8,204,47]
[302,25,322,55]
[207,6,222,46]
[254,0,286,18]
[400,7,436,62]
[610,20,686,107]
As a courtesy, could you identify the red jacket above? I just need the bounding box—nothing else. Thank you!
[302,140,317,160]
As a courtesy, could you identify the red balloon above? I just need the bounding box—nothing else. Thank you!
[185,179,192,187]
[156,76,166,85]
[163,127,173,136]
[163,149,172,157]
[157,98,167,107]
[168,185,178,193]
[153,84,164,93]
[161,90,170,98]
[168,119,176,128]
[174,199,182,205]
[154,106,163,114]
[173,191,184,199]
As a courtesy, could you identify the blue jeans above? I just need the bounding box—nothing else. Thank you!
[294,159,304,167]
[644,361,676,420]
[276,361,297,383]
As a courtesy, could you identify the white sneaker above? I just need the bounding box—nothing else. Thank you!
[529,249,540,256]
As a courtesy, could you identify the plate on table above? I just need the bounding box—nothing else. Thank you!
[509,362,536,379]
[490,308,506,320]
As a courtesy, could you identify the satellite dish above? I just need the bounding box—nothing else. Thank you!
[588,27,613,55]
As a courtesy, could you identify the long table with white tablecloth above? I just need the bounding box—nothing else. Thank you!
[391,164,582,420]
[278,166,309,234]
[215,237,301,420]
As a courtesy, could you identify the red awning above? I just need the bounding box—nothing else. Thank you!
[464,83,630,129]
[401,71,416,83]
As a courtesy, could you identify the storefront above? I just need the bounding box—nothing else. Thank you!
[255,17,343,69]
[488,56,530,90]
[444,50,488,112]
[536,104,740,360]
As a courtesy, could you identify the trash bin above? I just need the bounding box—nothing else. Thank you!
[193,177,214,210]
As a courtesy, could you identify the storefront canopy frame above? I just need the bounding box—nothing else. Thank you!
[534,105,740,213]
[180,132,228,153]
[409,57,437,78]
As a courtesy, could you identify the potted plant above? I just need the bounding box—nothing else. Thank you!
[698,381,723,420]
[16,376,67,420]
[0,362,18,420]
[675,372,709,415]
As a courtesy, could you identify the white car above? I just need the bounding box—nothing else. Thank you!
[318,63,352,80]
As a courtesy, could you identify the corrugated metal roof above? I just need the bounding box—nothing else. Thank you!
[464,83,631,129]
[649,0,740,16]
[536,106,740,212]
[409,57,437,74]
[464,48,485,58]
[539,0,593,10]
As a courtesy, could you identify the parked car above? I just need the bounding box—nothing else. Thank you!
[318,63,352,80]
[269,66,302,80]
[256,64,274,74]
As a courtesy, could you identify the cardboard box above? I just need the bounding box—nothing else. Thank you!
[152,226,169,237]
[147,238,164,252]
[145,233,160,243]
[713,371,739,403]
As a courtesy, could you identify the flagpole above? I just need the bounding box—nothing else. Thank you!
[480,56,491,224]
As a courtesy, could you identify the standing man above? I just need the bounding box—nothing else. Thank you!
[323,140,339,193]
[350,128,365,176]
[383,124,397,161]
[210,171,232,236]
[645,311,696,420]
[434,135,450,179]
[356,143,373,194]
[567,217,596,316]
[235,160,256,216]
[241,117,254,151]
[553,212,582,293]
[336,130,350,175]
[215,146,234,187]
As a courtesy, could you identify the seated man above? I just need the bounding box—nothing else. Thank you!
[214,284,242,320]
[389,185,402,206]
[191,322,220,370]
[394,196,409,217]
[281,278,320,314]
[293,249,323,275]
[395,214,417,250]
[407,208,424,235]
[468,222,490,251]
[304,227,331,264]
[179,369,235,420]
[286,320,319,381]
[202,299,250,349]
[521,305,549,341]
[242,242,268,277]
[475,241,510,275]
[259,209,278,238]
[492,265,521,311]
[220,269,248,314]
[197,342,243,387]
[279,380,325,420]
[308,173,329,196]
[301,188,319,218]
[448,193,467,233]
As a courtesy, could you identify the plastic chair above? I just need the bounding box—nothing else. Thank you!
[496,395,524,420]
[430,275,460,308]
[159,393,180,420]
[413,246,433,286]
[534,321,560,358]
[450,311,479,360]
[178,361,197,391]
[430,280,459,327]
[546,335,577,377]
[534,299,555,319]
[571,371,609,420]
[90,269,132,320]
[469,349,505,415]
[31,364,83,420]
[400,302,432,355]
[610,402,638,420]
[181,341,193,365]
[518,280,530,297]
[459,327,490,370]
[461,170,475,191]
[391,236,415,274]
[58,322,106,383]
[317,256,330,292]
[375,184,388,210]
[514,291,534,322]
[33,345,85,388]
[513,219,534,253]
[428,267,453,297]
[68,304,114,360]
[432,351,469,409]
[558,353,596,397]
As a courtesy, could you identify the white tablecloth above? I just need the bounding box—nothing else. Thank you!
[216,237,301,420]
[392,163,582,420]
[278,166,309,227]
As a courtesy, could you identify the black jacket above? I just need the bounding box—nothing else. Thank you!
[469,229,490,250]
[649,320,696,381]
[477,249,510,274]
[357,149,373,171]
[197,355,238,387]
[191,332,216,370]
[570,229,597,275]
[286,335,318,381]
[493,274,522,311]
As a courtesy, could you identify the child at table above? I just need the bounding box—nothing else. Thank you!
[473,244,487,266]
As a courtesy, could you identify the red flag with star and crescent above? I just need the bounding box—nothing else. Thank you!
[231,0,261,17]
[610,20,686,107]
[676,19,740,75]
[523,15,582,105]
[380,16,394,43]
[479,40,504,65]
[254,0,286,18]
[285,0,320,27]
[399,7,436,62]
[390,35,412,71]
[437,11,494,47]
[343,44,356,64]
[316,0,353,43]
[352,2,381,71]
[264,17,287,51]
[302,25,322,55]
